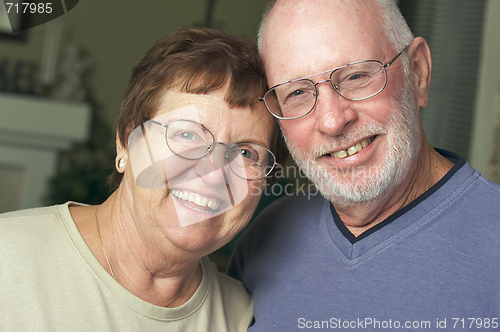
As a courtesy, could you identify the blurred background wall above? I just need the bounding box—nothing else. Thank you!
[1,0,269,125]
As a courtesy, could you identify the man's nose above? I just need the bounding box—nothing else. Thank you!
[313,81,358,136]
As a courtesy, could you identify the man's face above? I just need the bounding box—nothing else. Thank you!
[261,0,422,206]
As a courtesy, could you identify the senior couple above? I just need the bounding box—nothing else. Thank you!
[2,0,499,331]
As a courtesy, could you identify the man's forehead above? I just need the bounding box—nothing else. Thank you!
[263,0,382,49]
[262,0,386,86]
[267,0,380,26]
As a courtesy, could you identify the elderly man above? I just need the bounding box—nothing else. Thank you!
[228,0,500,331]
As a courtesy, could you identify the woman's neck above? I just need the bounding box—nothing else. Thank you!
[71,191,204,307]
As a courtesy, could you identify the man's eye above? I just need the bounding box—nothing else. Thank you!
[346,72,371,81]
[285,88,311,103]
[348,73,364,81]
[340,72,372,88]
[290,89,305,97]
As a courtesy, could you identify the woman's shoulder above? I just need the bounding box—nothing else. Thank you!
[203,256,251,301]
[0,203,81,275]
[0,202,86,222]
[201,257,253,328]
[0,202,84,244]
[0,204,60,221]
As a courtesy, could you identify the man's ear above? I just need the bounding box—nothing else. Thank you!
[407,36,432,108]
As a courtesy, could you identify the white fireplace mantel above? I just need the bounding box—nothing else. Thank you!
[0,92,91,213]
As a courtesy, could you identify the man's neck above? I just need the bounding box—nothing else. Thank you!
[335,143,455,237]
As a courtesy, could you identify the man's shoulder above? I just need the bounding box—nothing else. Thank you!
[461,173,500,217]
[435,150,500,206]
[237,192,326,247]
[476,173,500,195]
[260,190,325,215]
[228,192,328,281]
[458,162,500,205]
[250,191,325,229]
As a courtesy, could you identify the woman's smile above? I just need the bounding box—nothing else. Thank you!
[170,189,223,213]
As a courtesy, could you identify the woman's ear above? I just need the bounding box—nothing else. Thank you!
[407,36,432,108]
[115,133,128,173]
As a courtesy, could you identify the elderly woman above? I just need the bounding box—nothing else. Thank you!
[0,28,283,331]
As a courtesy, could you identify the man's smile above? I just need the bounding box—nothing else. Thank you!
[330,136,376,159]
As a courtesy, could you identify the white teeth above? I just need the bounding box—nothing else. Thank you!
[170,190,220,211]
[331,137,373,159]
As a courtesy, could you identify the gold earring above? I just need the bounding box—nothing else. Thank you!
[117,158,126,169]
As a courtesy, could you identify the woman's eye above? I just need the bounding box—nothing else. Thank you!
[179,131,196,140]
[240,149,256,160]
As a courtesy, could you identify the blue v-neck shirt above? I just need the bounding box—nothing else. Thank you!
[229,150,500,331]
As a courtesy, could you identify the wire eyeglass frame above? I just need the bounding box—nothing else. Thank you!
[259,45,409,120]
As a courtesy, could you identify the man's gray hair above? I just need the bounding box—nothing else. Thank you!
[257,0,414,54]
[257,0,278,52]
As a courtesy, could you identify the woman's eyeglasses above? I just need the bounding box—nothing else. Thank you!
[147,119,277,181]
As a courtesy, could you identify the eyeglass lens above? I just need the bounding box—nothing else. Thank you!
[227,144,275,180]
[165,120,214,160]
[264,61,387,119]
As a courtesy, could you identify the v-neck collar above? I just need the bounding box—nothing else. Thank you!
[322,150,472,263]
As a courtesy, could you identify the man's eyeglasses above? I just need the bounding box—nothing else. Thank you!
[259,45,409,120]
[148,119,277,181]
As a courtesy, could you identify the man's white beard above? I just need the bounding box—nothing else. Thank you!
[285,73,421,207]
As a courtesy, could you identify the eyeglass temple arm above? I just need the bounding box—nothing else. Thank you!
[147,118,169,129]
[383,44,410,68]
[140,123,156,165]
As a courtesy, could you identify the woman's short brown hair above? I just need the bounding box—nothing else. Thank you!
[109,27,286,187]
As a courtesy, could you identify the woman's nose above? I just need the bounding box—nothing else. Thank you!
[193,143,231,186]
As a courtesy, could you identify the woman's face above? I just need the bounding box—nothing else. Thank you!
[120,88,275,254]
